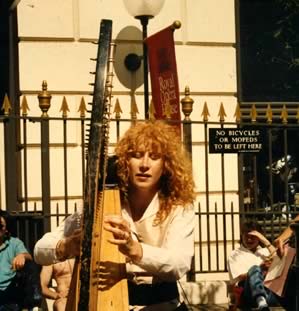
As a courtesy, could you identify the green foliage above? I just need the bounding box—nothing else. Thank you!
[273,0,299,69]
[239,0,299,101]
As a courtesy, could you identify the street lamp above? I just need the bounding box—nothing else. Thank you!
[123,0,166,119]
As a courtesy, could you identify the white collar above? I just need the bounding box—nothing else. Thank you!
[123,192,159,222]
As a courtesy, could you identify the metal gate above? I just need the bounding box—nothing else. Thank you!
[1,86,299,278]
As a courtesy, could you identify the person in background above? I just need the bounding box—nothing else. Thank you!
[40,258,75,311]
[34,121,195,311]
[0,210,42,310]
[273,216,298,311]
[227,221,283,311]
[274,214,299,257]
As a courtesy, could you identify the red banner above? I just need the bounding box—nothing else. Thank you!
[145,25,181,125]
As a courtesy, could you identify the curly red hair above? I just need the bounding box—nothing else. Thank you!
[115,121,195,223]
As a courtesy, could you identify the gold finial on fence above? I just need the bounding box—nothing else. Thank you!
[181,86,193,121]
[201,101,210,122]
[234,102,241,124]
[149,99,156,121]
[296,105,299,123]
[1,94,12,115]
[78,97,87,118]
[266,104,273,124]
[38,80,52,117]
[280,104,288,124]
[21,96,30,116]
[250,104,257,122]
[113,98,122,120]
[130,94,139,120]
[218,102,227,122]
[60,96,70,118]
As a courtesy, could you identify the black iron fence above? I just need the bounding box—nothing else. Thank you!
[1,86,299,280]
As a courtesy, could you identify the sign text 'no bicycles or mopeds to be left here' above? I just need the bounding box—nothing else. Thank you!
[209,128,265,153]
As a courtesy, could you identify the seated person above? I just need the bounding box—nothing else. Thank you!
[40,258,74,311]
[227,221,283,311]
[0,210,42,310]
[34,121,195,311]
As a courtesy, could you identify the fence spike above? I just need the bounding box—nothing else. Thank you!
[78,97,87,118]
[266,103,273,124]
[280,104,288,124]
[234,102,241,124]
[218,102,227,122]
[149,99,156,121]
[2,94,12,115]
[130,94,139,120]
[250,104,257,122]
[201,101,210,122]
[21,96,30,116]
[113,98,122,119]
[60,96,70,118]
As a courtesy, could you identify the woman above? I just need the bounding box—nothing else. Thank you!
[227,221,283,311]
[34,121,195,310]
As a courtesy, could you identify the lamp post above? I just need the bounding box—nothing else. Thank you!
[123,0,165,119]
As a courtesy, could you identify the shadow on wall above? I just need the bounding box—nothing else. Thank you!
[114,26,144,91]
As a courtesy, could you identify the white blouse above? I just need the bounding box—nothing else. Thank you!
[34,193,195,283]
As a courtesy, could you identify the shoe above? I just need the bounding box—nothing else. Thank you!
[256,295,269,310]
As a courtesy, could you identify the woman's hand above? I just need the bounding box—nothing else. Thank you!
[248,230,268,245]
[12,253,26,270]
[273,237,286,258]
[261,257,273,271]
[56,289,69,299]
[103,215,142,262]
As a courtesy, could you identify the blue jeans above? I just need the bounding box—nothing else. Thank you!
[241,265,281,308]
